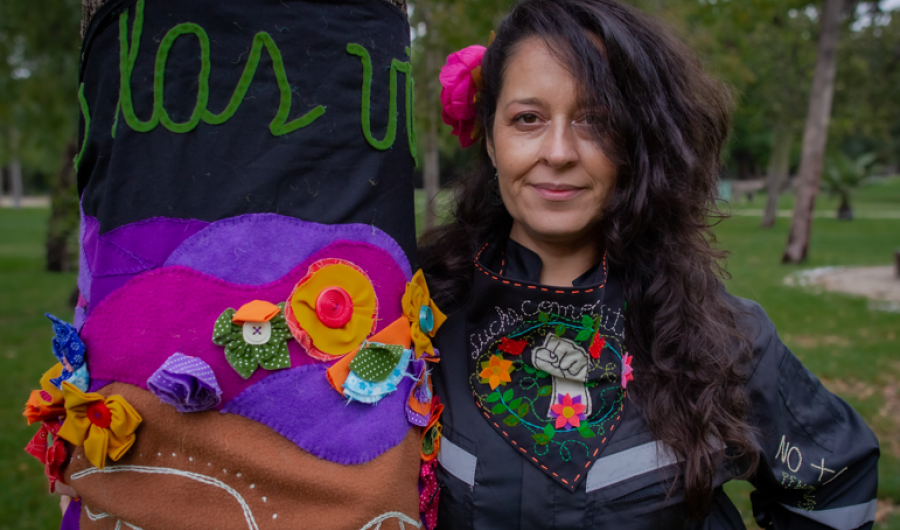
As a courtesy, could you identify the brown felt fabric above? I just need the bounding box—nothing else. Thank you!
[65,383,421,530]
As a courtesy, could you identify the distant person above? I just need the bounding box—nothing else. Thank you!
[420,0,880,527]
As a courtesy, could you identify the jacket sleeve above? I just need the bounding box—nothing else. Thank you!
[732,297,880,530]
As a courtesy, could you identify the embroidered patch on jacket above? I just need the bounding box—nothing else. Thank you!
[466,243,628,491]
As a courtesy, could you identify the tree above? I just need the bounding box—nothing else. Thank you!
[821,151,875,219]
[783,0,846,264]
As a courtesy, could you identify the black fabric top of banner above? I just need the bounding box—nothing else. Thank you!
[77,0,417,265]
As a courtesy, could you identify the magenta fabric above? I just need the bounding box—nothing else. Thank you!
[79,241,407,406]
[164,213,412,284]
[81,215,209,307]
[222,363,413,464]
[440,45,486,148]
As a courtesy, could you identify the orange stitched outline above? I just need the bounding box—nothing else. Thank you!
[473,243,609,293]
[474,397,624,486]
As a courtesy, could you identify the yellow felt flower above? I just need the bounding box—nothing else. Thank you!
[402,270,447,359]
[286,258,377,360]
[56,382,142,470]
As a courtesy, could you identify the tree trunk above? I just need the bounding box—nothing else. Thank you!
[423,108,440,230]
[782,0,844,263]
[10,129,23,210]
[421,7,440,230]
[836,193,852,220]
[762,126,794,228]
[47,142,80,272]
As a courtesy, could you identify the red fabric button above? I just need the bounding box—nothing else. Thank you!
[315,287,354,328]
[86,401,112,429]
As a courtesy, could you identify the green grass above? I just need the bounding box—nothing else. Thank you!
[718,178,900,529]
[0,208,76,529]
[1,178,898,527]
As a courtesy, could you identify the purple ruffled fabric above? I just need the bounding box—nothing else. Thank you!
[147,353,222,413]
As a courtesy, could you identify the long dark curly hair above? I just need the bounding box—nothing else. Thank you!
[419,0,758,518]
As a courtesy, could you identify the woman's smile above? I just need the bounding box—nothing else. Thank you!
[529,182,586,201]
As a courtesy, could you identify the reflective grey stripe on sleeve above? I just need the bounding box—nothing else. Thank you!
[780,500,877,530]
[438,437,477,487]
[586,441,681,493]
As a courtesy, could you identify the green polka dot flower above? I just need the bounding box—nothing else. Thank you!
[212,300,292,379]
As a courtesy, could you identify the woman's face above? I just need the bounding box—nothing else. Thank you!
[487,37,617,250]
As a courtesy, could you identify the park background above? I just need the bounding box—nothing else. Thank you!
[1,0,899,527]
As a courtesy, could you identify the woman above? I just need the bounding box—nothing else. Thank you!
[420,0,879,527]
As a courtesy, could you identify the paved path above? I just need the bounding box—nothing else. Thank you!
[732,209,900,219]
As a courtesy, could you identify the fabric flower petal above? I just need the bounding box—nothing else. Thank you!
[147,353,223,412]
[57,382,142,469]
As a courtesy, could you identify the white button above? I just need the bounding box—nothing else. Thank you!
[242,321,272,345]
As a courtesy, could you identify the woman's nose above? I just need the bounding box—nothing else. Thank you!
[539,118,579,169]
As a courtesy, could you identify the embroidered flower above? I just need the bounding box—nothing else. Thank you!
[479,354,514,390]
[622,353,634,389]
[213,301,291,379]
[147,353,223,412]
[549,393,587,431]
[56,382,142,470]
[440,45,487,148]
[498,337,528,356]
[285,259,377,361]
[589,333,606,359]
[45,314,90,391]
[402,270,447,359]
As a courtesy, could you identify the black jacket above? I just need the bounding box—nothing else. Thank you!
[432,240,879,529]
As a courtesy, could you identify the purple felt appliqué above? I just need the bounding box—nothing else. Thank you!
[222,363,413,465]
[406,359,432,427]
[147,353,222,412]
[79,241,407,406]
[164,213,412,285]
[61,497,81,530]
[81,214,209,307]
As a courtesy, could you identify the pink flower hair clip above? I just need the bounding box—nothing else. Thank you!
[439,33,495,148]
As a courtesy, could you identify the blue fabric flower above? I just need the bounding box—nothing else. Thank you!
[45,313,89,391]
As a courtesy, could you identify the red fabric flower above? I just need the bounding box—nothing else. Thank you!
[498,337,527,356]
[24,420,68,492]
[549,393,587,431]
[589,334,606,359]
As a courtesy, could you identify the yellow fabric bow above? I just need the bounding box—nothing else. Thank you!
[402,270,447,359]
[56,382,142,469]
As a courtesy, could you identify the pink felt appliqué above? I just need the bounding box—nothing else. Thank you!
[549,393,587,431]
[420,459,440,530]
[440,45,486,148]
[622,352,634,389]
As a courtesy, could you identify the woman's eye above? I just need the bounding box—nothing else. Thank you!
[515,113,539,125]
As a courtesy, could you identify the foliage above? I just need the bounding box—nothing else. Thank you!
[822,150,877,201]
[0,0,81,185]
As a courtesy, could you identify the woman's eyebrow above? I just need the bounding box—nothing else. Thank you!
[505,97,544,109]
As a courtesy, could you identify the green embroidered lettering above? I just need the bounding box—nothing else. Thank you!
[115,0,324,137]
[347,43,418,164]
[74,83,91,172]
[118,0,158,132]
[155,24,211,133]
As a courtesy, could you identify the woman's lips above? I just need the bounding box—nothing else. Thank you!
[530,183,584,201]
